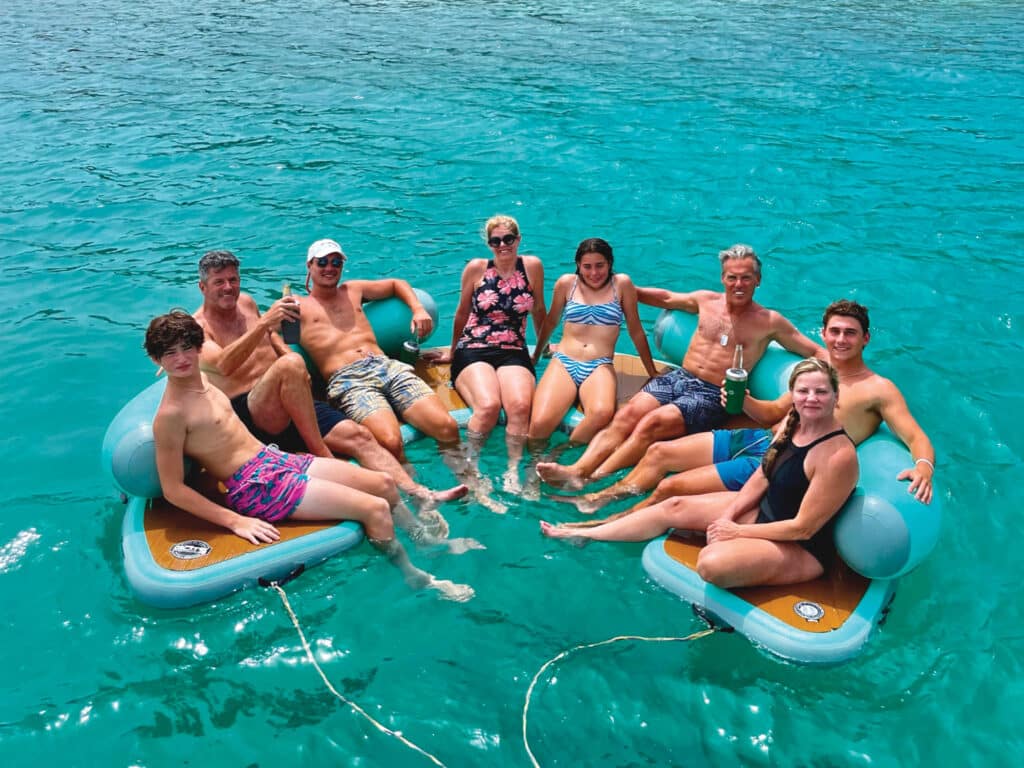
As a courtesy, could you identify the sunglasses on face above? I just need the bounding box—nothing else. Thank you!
[487,234,518,248]
[314,256,345,268]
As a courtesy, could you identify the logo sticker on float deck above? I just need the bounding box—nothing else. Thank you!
[793,600,826,623]
[170,540,213,560]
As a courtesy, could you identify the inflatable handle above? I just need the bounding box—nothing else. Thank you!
[104,292,439,499]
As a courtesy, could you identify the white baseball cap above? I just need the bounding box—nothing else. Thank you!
[306,238,346,264]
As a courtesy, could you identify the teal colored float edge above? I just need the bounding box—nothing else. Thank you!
[641,535,897,665]
[121,495,363,609]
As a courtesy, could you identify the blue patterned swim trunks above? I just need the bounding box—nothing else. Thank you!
[641,367,728,433]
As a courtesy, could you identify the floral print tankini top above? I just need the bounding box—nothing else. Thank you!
[457,257,534,350]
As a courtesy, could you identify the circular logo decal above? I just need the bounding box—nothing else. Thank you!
[170,540,212,560]
[794,600,825,622]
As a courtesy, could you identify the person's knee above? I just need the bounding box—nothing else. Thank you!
[473,398,503,429]
[433,415,460,444]
[364,498,395,539]
[636,407,680,441]
[695,547,730,586]
[278,352,312,382]
[370,470,399,505]
[611,401,649,432]
[504,395,532,427]
[326,421,374,453]
[585,401,615,426]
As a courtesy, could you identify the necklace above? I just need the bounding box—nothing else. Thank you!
[718,314,734,346]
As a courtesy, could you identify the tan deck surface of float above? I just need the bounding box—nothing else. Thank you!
[145,496,339,572]
[663,532,870,632]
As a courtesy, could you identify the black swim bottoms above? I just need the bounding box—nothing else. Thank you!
[451,346,535,384]
[231,392,348,453]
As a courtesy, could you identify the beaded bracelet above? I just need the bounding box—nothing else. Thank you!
[914,458,935,472]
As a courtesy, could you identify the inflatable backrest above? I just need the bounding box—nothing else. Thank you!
[833,427,943,579]
[104,293,438,499]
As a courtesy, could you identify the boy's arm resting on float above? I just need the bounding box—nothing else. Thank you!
[152,408,280,545]
[531,274,570,365]
[620,276,659,377]
[879,379,935,504]
[636,286,707,312]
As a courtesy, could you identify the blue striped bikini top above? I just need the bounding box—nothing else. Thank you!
[562,276,623,327]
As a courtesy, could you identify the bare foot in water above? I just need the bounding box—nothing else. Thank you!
[430,483,469,503]
[429,578,475,602]
[473,476,508,514]
[416,508,451,541]
[536,462,587,491]
[446,537,487,555]
[502,467,522,495]
[547,491,606,514]
[539,520,589,546]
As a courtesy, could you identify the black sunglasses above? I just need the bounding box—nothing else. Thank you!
[314,256,345,268]
[487,234,518,248]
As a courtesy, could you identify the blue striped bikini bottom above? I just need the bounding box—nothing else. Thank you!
[553,352,614,387]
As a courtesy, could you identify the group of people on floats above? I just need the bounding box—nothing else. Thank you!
[143,213,935,601]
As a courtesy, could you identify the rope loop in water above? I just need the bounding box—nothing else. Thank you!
[522,628,717,768]
[268,581,447,768]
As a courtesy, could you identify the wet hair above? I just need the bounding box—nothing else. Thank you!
[823,299,870,335]
[483,214,520,239]
[718,243,761,277]
[761,358,839,475]
[144,310,205,360]
[574,237,614,287]
[198,249,240,282]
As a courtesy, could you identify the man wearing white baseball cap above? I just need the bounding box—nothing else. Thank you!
[297,238,461,462]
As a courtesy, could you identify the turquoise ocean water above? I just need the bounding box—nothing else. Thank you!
[2,0,1022,765]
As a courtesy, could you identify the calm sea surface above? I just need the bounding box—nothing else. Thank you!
[2,1,1022,765]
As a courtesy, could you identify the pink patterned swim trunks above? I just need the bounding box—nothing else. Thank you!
[224,446,314,523]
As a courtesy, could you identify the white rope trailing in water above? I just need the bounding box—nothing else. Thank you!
[269,581,447,768]
[522,629,717,768]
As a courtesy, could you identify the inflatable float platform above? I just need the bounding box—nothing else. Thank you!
[102,294,444,609]
[640,310,942,664]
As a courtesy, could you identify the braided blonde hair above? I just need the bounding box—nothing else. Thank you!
[761,358,839,475]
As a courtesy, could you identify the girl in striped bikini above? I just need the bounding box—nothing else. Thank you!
[528,238,659,445]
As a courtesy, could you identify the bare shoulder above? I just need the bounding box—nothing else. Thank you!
[692,289,723,306]
[521,254,543,268]
[764,306,797,329]
[554,273,576,291]
[613,272,635,288]
[463,258,489,279]
[153,395,186,433]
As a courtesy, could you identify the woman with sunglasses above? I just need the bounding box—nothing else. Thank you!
[426,215,546,498]
[527,237,658,446]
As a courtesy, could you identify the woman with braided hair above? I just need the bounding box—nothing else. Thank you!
[541,358,859,588]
